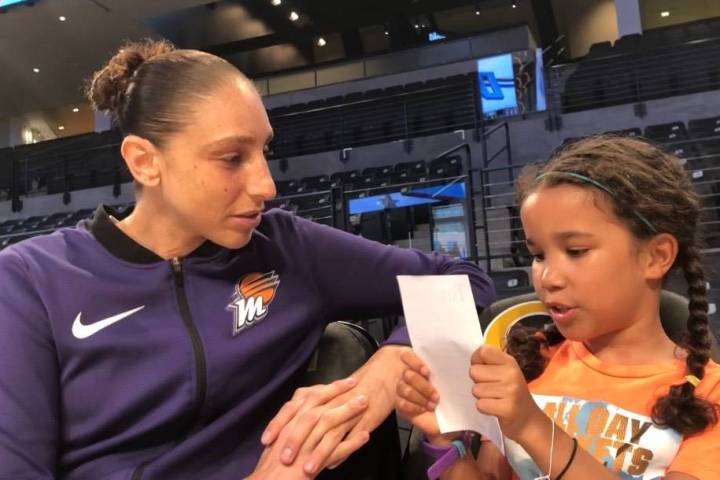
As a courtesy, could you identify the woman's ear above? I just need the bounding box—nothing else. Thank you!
[642,233,679,282]
[120,135,161,188]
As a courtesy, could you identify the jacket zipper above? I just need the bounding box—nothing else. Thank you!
[130,258,208,480]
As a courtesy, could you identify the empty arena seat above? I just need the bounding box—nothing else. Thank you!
[301,174,331,190]
[689,116,720,138]
[613,33,642,54]
[644,122,688,142]
[362,165,393,178]
[265,198,293,211]
[587,41,614,59]
[274,179,300,196]
[697,139,720,156]
[669,144,698,160]
[330,170,360,185]
[361,177,391,189]
[488,269,532,299]
[391,171,428,185]
[291,192,332,213]
[428,155,462,179]
[605,127,642,137]
[394,160,427,176]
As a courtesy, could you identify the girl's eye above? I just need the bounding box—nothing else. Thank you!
[530,252,545,262]
[567,248,588,258]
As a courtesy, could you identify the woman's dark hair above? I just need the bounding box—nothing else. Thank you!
[508,134,718,435]
[86,39,245,148]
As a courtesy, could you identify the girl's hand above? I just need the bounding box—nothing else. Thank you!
[469,345,543,441]
[395,350,446,442]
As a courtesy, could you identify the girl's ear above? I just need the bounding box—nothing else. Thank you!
[642,233,679,282]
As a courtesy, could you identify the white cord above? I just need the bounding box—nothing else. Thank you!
[548,417,555,478]
[534,416,555,480]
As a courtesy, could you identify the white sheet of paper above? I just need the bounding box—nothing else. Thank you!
[397,275,504,453]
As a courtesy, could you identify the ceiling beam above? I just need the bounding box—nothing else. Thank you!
[203,0,500,60]
[241,0,314,61]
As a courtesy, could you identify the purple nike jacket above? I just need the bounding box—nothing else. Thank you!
[0,205,496,479]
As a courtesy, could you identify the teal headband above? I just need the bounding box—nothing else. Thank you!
[535,171,657,234]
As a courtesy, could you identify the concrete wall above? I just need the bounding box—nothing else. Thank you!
[552,0,619,58]
[640,0,720,31]
[0,118,9,149]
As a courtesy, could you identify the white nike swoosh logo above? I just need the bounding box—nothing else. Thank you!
[72,306,146,339]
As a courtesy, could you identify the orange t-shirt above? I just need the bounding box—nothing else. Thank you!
[503,341,720,480]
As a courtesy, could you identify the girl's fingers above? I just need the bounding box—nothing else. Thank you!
[402,369,439,403]
[400,350,431,377]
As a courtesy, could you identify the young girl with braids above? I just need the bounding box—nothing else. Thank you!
[397,135,720,480]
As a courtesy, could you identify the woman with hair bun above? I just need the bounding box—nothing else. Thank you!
[0,39,495,479]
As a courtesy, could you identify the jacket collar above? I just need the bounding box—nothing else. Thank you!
[87,204,223,264]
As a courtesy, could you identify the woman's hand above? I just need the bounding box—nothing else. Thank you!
[469,345,543,441]
[395,349,446,443]
[259,377,371,476]
[260,345,406,476]
[247,444,309,480]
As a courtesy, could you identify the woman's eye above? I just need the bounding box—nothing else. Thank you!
[263,146,274,157]
[220,154,242,164]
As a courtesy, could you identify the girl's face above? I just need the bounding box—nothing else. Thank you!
[520,184,654,342]
[152,77,276,249]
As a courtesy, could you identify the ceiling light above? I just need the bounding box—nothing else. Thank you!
[58,15,66,21]
[475,10,480,15]
[58,126,65,131]
[317,37,326,47]
[512,3,517,8]
[289,10,299,21]
[661,11,670,17]
[271,0,281,5]
[414,24,419,29]
[384,30,389,36]
[33,67,39,73]
[72,107,79,113]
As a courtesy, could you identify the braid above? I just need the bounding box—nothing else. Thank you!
[683,245,712,377]
[652,246,718,435]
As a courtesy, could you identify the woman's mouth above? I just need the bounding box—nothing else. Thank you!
[230,212,262,229]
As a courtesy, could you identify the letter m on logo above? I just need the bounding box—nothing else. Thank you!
[232,296,267,335]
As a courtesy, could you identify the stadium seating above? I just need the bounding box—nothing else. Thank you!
[562,18,720,113]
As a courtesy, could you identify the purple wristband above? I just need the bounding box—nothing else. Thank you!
[421,432,473,480]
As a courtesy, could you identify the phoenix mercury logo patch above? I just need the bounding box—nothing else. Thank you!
[227,271,280,336]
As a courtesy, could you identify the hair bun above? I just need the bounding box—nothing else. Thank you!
[87,39,175,115]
